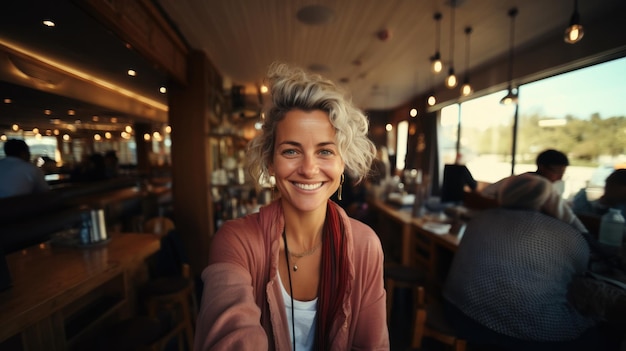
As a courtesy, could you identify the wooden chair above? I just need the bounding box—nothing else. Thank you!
[411,286,466,351]
[384,263,426,321]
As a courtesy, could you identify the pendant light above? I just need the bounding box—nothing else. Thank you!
[445,0,457,89]
[427,91,437,106]
[431,12,443,74]
[564,0,584,44]
[500,7,518,105]
[460,26,473,96]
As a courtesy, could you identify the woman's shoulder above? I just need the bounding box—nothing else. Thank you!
[347,217,382,250]
[213,213,264,246]
[347,217,376,236]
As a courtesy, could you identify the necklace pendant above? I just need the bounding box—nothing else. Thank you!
[293,265,298,272]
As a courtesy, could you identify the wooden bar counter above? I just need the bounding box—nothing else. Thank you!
[0,233,160,351]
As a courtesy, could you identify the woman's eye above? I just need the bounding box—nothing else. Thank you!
[319,149,334,156]
[281,149,298,156]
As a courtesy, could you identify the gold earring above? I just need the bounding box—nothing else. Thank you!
[338,174,345,200]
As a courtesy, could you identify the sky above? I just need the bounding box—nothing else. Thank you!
[441,56,626,129]
[520,56,626,119]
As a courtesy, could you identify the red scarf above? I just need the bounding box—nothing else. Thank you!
[315,201,348,350]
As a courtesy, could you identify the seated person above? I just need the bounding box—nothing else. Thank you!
[443,174,618,351]
[572,169,626,218]
[0,139,49,198]
[482,149,587,232]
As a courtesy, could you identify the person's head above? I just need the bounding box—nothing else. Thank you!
[498,174,552,211]
[3,139,31,162]
[247,63,376,211]
[535,149,569,182]
[602,169,626,207]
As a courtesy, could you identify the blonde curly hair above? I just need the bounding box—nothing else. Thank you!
[247,62,376,187]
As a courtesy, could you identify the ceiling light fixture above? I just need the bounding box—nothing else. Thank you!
[430,12,443,74]
[461,26,473,96]
[445,1,457,89]
[500,7,519,105]
[296,5,334,25]
[564,0,584,44]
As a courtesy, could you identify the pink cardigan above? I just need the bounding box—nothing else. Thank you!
[193,200,389,350]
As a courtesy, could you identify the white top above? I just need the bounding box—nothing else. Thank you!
[0,156,49,198]
[278,270,318,351]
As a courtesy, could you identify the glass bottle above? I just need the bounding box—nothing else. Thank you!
[598,208,625,247]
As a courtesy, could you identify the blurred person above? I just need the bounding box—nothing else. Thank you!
[572,168,626,218]
[0,139,49,198]
[443,174,619,351]
[71,153,108,182]
[194,63,388,350]
[482,149,586,232]
[104,150,120,178]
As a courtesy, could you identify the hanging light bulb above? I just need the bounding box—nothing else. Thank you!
[445,1,457,89]
[446,68,457,88]
[431,12,443,74]
[500,8,519,105]
[461,26,473,96]
[427,92,437,106]
[500,88,518,105]
[564,0,584,44]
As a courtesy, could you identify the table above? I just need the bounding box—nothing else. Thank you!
[368,198,462,288]
[0,232,160,350]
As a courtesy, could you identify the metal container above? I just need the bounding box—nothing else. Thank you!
[79,209,108,245]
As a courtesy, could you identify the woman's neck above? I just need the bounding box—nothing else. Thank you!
[281,199,327,249]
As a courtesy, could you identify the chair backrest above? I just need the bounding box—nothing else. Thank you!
[152,228,190,278]
[143,216,175,236]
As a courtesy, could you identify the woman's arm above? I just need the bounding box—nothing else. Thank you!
[193,223,269,351]
[350,224,390,350]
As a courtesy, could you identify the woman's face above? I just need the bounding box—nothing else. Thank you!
[269,109,345,214]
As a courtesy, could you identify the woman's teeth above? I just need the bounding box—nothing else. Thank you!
[294,182,323,190]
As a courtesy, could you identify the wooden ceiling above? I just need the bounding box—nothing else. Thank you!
[156,0,624,110]
[0,0,624,133]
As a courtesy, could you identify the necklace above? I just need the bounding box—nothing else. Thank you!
[287,239,321,271]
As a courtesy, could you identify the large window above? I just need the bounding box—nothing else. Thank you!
[439,56,626,200]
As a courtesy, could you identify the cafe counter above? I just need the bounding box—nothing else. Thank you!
[0,233,160,351]
[368,198,463,289]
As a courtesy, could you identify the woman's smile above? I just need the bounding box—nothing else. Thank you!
[292,181,324,191]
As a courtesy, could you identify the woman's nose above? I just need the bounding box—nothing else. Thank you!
[299,155,319,177]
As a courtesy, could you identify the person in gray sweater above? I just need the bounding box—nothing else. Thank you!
[443,173,618,350]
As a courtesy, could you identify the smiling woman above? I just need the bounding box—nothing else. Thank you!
[194,63,388,351]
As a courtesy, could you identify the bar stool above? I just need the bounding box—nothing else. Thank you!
[78,316,165,351]
[144,216,176,237]
[140,222,197,351]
